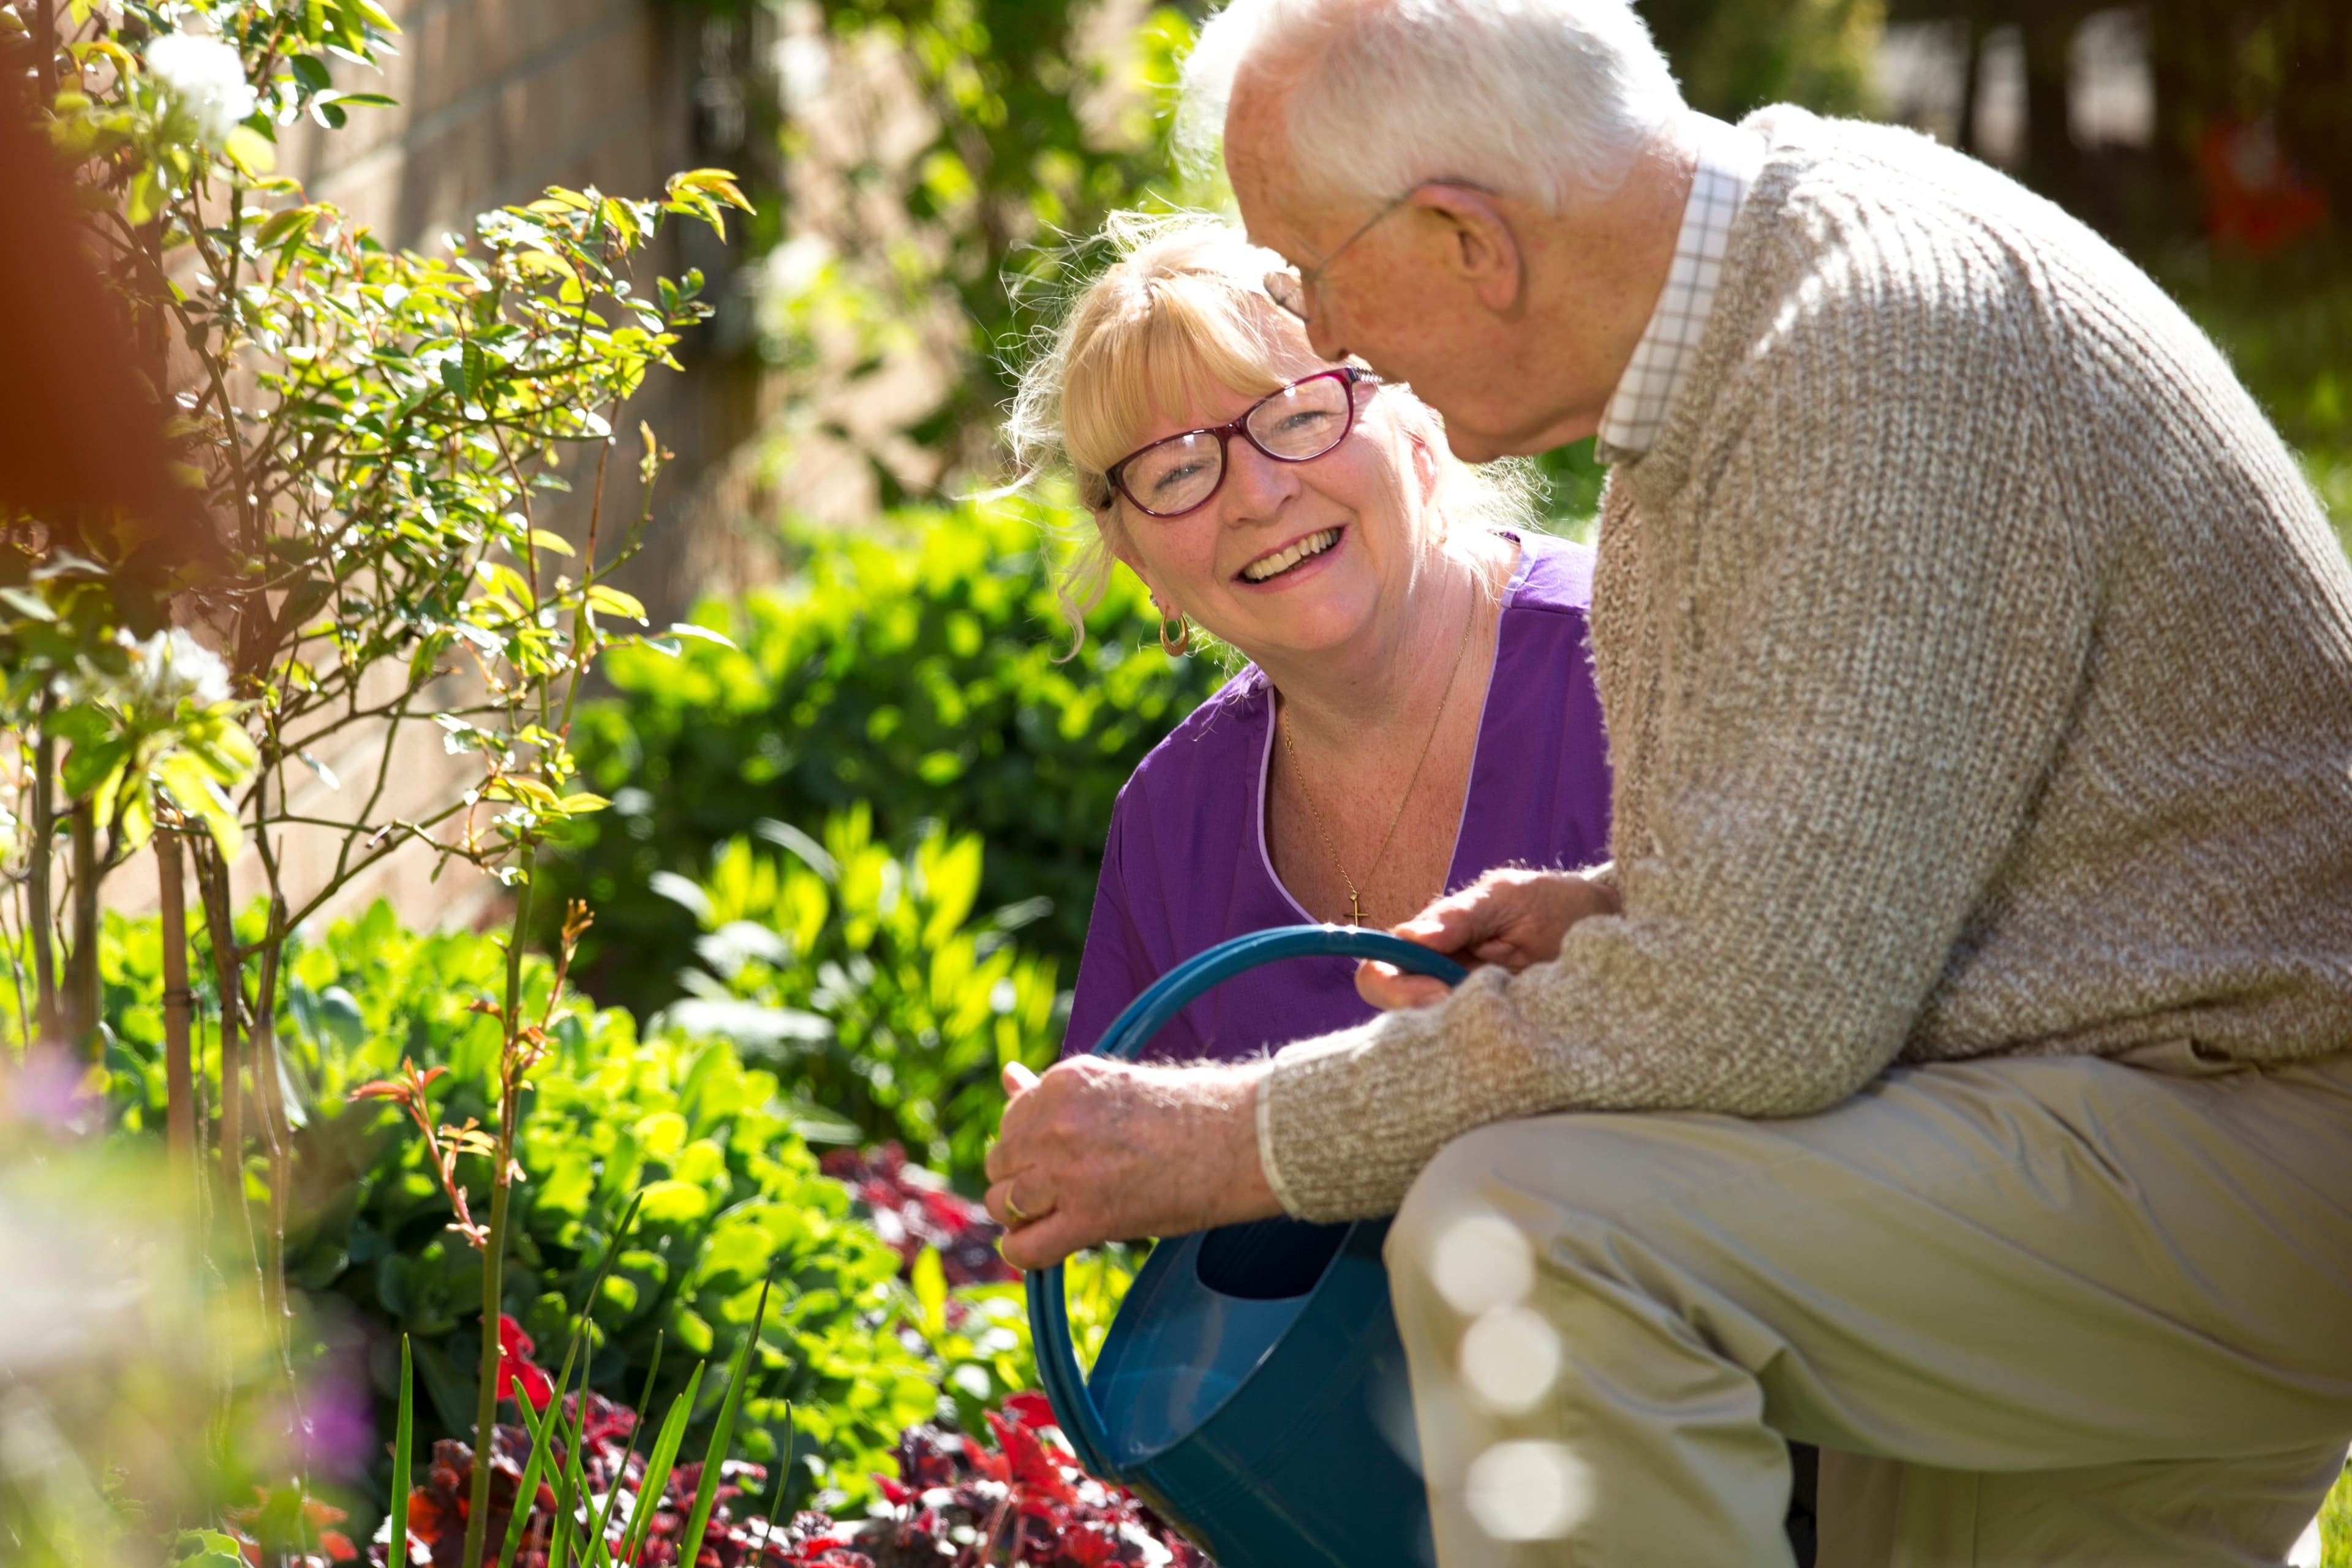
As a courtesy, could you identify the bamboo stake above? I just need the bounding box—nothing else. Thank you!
[158,831,197,1172]
[68,801,99,1059]
[202,852,243,1196]
[251,897,291,1327]
[28,696,58,1044]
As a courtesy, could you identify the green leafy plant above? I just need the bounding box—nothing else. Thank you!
[543,493,1227,1020]
[15,7,760,1557]
[654,805,1059,1188]
[73,900,938,1528]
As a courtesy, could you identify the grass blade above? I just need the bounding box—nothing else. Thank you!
[750,1402,794,1563]
[550,1338,600,1568]
[498,1389,558,1568]
[389,1335,414,1568]
[586,1330,663,1561]
[502,1191,644,1568]
[558,1429,618,1568]
[679,1277,774,1568]
[620,1364,704,1565]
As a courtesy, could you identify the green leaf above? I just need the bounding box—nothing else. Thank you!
[0,586,56,622]
[390,1335,413,1568]
[255,204,315,249]
[290,53,333,92]
[679,1276,771,1568]
[586,1330,663,1558]
[61,736,127,804]
[586,584,646,622]
[156,750,244,861]
[556,793,609,813]
[663,621,734,649]
[225,126,277,177]
[498,1396,559,1568]
[174,1531,247,1568]
[622,1365,703,1566]
[911,1247,948,1341]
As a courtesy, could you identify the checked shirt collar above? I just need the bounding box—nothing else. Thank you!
[1595,115,1767,461]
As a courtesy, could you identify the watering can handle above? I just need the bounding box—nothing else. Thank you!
[1024,924,1469,1479]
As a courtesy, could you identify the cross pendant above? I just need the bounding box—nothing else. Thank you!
[1348,892,1362,927]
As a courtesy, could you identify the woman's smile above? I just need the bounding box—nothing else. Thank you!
[1236,524,1347,586]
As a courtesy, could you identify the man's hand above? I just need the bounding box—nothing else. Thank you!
[1356,865,1621,1009]
[984,1057,1280,1271]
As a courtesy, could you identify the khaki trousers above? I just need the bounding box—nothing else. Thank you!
[1385,1043,2352,1566]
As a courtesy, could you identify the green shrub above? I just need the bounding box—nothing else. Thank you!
[655,804,1060,1188]
[539,492,1229,1020]
[2150,233,2352,555]
[83,903,940,1515]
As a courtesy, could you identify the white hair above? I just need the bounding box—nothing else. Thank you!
[1179,0,1685,212]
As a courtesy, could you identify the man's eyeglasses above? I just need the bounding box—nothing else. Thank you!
[1106,367,1380,519]
[1261,178,1490,325]
[1262,192,1416,324]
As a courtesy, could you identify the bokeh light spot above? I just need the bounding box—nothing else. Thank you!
[1460,1305,1561,1414]
[1464,1439,1595,1542]
[1431,1212,1535,1317]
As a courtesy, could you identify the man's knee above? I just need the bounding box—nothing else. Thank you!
[1389,1115,1660,1316]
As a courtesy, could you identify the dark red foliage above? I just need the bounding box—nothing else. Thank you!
[842,1405,1208,1568]
[375,1390,1207,1568]
[821,1144,1017,1287]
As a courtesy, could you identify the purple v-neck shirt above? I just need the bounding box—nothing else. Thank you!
[1065,531,1612,1063]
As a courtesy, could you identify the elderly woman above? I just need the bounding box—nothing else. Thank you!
[1011,215,1612,1063]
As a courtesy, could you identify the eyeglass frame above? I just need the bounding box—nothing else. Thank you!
[1262,177,1493,325]
[1104,366,1382,519]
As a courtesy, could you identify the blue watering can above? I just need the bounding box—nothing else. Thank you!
[1027,925,1468,1567]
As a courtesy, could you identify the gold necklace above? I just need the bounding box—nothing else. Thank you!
[1279,588,1482,927]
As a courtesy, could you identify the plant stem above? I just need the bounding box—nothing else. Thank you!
[158,832,196,1174]
[461,843,537,1568]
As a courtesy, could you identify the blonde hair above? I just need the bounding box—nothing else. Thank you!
[1005,211,1537,654]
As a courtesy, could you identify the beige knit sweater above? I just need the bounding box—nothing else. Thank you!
[1256,108,2352,1223]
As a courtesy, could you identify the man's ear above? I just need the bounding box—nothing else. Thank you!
[1409,184,1525,315]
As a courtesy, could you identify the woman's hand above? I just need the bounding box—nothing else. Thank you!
[1355,865,1620,1009]
[984,1057,1281,1270]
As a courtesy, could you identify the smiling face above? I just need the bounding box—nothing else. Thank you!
[1105,342,1442,667]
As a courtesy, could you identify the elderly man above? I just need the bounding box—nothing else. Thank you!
[985,0,2352,1560]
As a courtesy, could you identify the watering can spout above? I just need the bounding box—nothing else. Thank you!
[1026,925,1466,1568]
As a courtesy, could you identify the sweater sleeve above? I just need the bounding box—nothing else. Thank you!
[1258,267,2103,1219]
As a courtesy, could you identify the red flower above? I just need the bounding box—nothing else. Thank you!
[999,1392,1058,1432]
[494,1314,554,1411]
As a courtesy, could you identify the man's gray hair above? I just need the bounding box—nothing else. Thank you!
[1180,0,1685,212]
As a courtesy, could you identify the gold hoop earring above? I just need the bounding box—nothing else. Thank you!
[1158,606,1193,657]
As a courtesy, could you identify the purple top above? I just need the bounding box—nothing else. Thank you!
[1066,531,1612,1063]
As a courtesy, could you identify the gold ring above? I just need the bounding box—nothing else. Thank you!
[1003,1191,1032,1226]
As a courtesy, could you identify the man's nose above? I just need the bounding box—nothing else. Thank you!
[1304,307,1349,365]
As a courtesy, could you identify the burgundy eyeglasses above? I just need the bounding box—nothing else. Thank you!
[1106,368,1381,519]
